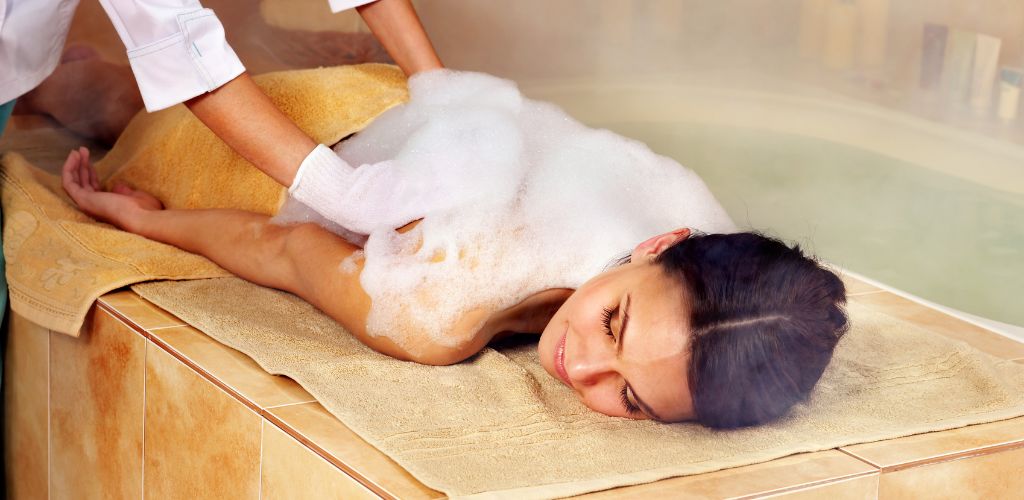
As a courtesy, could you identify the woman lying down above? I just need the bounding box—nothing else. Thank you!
[61,71,849,428]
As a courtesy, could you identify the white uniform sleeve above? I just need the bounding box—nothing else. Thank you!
[289,145,430,235]
[97,0,245,112]
[328,0,378,14]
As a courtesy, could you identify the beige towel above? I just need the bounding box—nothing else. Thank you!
[0,64,408,335]
[134,277,1024,499]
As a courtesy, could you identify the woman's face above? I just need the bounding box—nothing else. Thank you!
[537,230,695,422]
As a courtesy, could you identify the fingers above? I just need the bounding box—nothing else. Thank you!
[88,165,100,190]
[77,148,87,188]
[81,147,100,190]
[61,149,83,197]
[77,147,91,191]
[111,182,133,195]
[60,149,96,213]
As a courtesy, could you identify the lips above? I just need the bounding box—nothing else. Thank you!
[555,330,572,388]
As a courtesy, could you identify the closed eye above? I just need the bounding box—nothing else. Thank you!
[620,385,642,416]
[601,306,616,339]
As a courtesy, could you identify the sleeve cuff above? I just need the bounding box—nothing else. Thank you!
[289,144,357,201]
[328,0,378,13]
[126,8,245,112]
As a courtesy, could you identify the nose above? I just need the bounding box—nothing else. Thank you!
[565,327,617,388]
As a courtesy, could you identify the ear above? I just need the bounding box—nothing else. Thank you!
[631,228,691,262]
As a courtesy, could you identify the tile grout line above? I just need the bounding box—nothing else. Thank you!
[270,420,383,498]
[149,334,271,495]
[143,332,264,415]
[101,298,426,498]
[258,420,265,499]
[839,434,1024,475]
[837,447,882,469]
[880,439,1024,473]
[97,299,355,493]
[47,329,51,500]
[263,399,320,410]
[261,412,396,500]
[97,302,153,341]
[737,469,879,500]
[141,338,148,499]
[93,304,153,496]
[145,323,188,332]
[139,332,316,411]
[96,301,185,338]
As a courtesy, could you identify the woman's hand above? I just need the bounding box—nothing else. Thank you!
[60,147,163,232]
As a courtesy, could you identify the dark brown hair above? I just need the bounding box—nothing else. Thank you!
[656,232,849,428]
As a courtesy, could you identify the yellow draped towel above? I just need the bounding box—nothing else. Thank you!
[0,64,408,336]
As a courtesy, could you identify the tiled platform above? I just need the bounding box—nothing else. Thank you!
[5,273,1024,499]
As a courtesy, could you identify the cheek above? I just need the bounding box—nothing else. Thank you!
[577,387,630,419]
[564,285,604,323]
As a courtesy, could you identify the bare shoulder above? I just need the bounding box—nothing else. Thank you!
[280,222,499,366]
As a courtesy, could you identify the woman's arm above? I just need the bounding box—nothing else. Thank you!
[61,149,480,365]
[134,209,481,364]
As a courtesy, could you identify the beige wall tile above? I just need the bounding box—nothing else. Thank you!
[763,473,878,499]
[49,308,145,500]
[878,446,1024,499]
[143,343,262,499]
[148,325,315,409]
[842,417,1024,469]
[98,291,185,331]
[576,450,877,499]
[260,421,377,499]
[4,313,50,500]
[851,293,1024,360]
[267,403,442,500]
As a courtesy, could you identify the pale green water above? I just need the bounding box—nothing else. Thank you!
[606,122,1024,326]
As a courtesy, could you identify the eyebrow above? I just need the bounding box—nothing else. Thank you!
[619,294,667,422]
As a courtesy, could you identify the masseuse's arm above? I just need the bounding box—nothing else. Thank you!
[94,0,310,186]
[97,0,441,189]
[276,0,448,227]
[356,0,443,75]
[186,0,445,188]
[185,75,316,186]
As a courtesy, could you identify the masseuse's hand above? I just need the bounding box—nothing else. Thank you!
[61,147,163,232]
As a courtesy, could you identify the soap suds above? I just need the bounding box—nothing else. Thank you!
[275,70,735,350]
[339,250,364,275]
